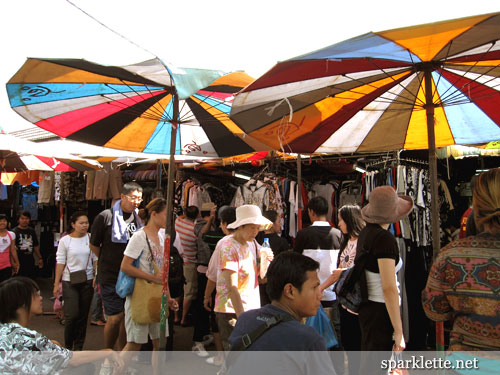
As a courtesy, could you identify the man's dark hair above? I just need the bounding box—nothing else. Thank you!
[0,214,8,221]
[263,210,278,224]
[0,277,40,323]
[307,196,329,217]
[186,206,199,220]
[19,210,31,220]
[122,182,143,195]
[219,206,236,225]
[266,252,319,301]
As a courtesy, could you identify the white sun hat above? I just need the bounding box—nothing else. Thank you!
[227,205,273,230]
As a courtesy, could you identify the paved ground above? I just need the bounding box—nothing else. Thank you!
[29,277,220,373]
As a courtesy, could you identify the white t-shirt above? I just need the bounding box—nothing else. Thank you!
[56,234,96,281]
[124,229,164,276]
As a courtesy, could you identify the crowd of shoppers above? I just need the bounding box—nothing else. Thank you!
[1,169,499,375]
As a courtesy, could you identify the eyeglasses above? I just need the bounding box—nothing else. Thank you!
[125,195,143,203]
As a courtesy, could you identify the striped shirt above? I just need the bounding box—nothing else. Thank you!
[175,217,197,264]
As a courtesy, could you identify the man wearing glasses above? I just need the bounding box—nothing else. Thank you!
[90,182,143,350]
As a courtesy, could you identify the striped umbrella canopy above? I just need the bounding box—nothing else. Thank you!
[230,12,500,153]
[6,58,268,157]
[0,133,101,172]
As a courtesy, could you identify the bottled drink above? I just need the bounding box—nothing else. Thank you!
[260,238,272,279]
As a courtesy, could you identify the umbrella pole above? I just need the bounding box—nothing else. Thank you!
[425,70,445,355]
[160,93,179,350]
[297,154,303,230]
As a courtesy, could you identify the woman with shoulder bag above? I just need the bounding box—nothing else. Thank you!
[357,186,413,375]
[53,211,96,350]
[320,204,365,375]
[120,198,179,360]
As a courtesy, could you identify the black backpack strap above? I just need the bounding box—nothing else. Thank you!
[231,313,295,351]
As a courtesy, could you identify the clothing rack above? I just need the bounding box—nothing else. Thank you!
[365,157,429,169]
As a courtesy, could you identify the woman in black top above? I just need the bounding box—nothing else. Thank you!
[357,186,413,375]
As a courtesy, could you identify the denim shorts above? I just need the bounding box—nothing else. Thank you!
[99,282,125,316]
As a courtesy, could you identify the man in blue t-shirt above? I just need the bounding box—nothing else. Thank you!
[228,252,336,375]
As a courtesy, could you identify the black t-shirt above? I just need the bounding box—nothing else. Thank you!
[90,208,140,285]
[255,232,290,256]
[293,225,342,253]
[13,226,39,255]
[355,223,399,273]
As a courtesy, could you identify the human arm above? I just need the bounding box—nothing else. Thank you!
[89,244,100,258]
[200,206,217,236]
[319,268,346,292]
[121,255,161,284]
[378,258,405,352]
[89,212,107,258]
[53,238,67,298]
[9,239,19,274]
[220,269,244,318]
[34,245,43,268]
[204,278,216,311]
[69,350,123,370]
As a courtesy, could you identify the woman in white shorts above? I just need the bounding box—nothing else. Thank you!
[120,198,178,353]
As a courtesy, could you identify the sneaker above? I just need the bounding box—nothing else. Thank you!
[206,356,224,366]
[192,342,209,357]
[202,334,214,346]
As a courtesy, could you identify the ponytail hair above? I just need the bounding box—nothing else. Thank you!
[139,198,167,225]
[473,168,500,232]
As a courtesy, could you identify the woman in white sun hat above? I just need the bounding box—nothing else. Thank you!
[213,204,273,350]
[356,186,413,375]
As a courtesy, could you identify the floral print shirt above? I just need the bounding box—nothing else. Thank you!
[214,235,261,314]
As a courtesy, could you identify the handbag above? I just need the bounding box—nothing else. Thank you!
[305,305,338,349]
[334,243,369,314]
[334,267,362,314]
[130,233,166,324]
[66,236,92,286]
[115,253,142,298]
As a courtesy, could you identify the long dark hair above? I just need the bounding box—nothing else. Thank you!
[338,205,365,253]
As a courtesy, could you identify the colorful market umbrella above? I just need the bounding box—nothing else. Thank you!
[6,57,266,349]
[230,11,500,250]
[6,57,267,157]
[230,12,500,353]
[0,133,101,172]
[230,11,500,153]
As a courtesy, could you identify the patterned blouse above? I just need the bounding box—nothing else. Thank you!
[422,233,500,350]
[0,322,72,374]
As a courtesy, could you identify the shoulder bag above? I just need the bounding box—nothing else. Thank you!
[65,236,91,286]
[130,233,165,324]
[115,252,142,298]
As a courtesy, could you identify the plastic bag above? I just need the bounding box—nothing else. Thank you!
[305,305,338,348]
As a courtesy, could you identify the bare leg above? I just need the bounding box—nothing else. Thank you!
[104,312,124,350]
[213,332,225,365]
[181,298,192,325]
[117,318,126,351]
